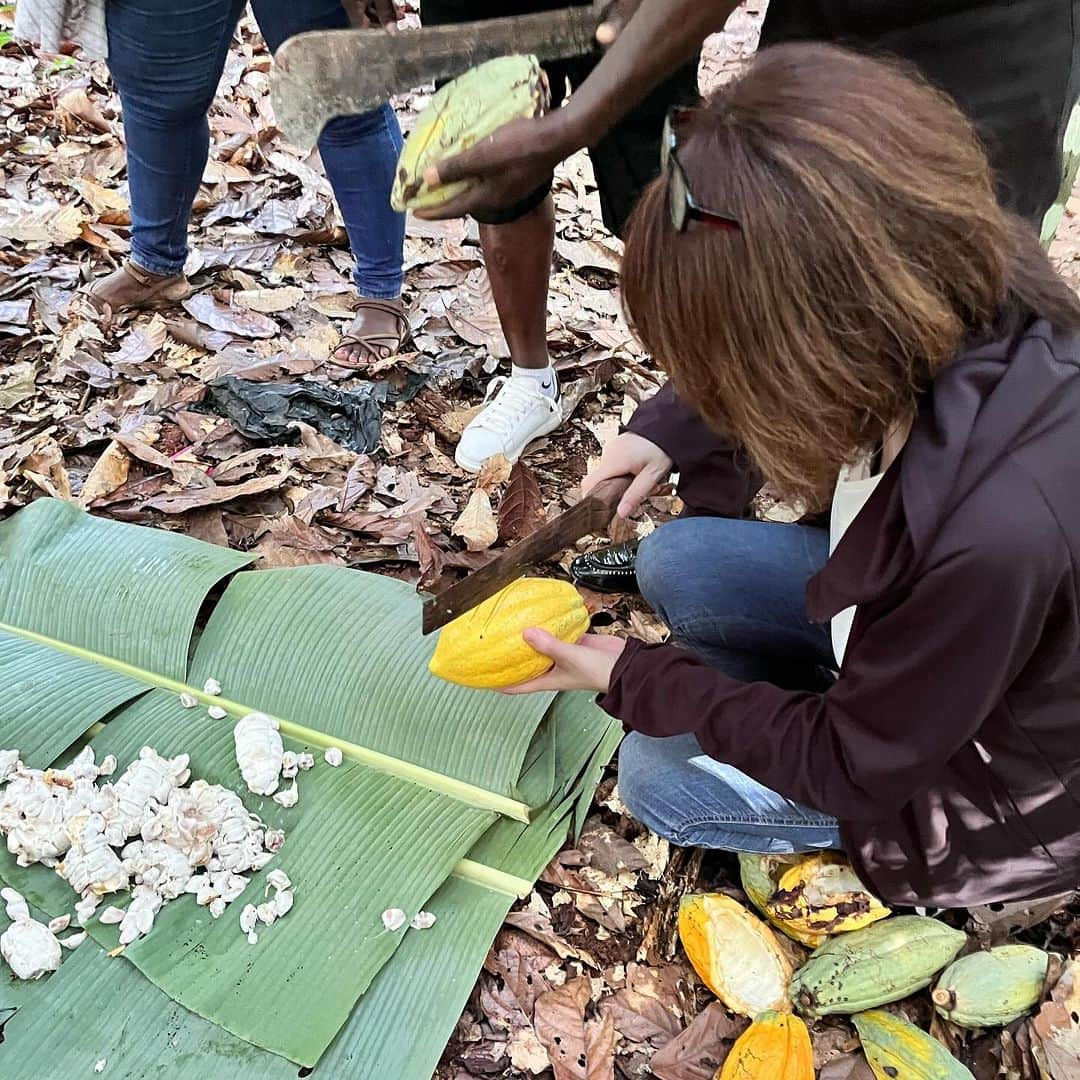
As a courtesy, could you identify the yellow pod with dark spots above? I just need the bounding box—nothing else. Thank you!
[428,578,589,689]
[391,55,550,212]
[738,854,827,949]
[853,1009,975,1080]
[767,852,891,937]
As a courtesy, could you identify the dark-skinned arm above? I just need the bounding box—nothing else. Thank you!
[417,0,740,219]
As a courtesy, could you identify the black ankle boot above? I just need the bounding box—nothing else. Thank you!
[570,540,640,594]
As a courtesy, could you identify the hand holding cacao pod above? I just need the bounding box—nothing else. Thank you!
[393,55,551,215]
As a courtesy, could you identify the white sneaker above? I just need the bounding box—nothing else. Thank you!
[454,376,563,473]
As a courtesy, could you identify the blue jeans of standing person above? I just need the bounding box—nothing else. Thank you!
[105,0,405,299]
[618,517,844,853]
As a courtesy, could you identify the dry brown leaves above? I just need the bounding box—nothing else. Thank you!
[5,6,1080,1080]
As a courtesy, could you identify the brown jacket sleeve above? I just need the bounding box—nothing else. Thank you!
[600,505,1064,820]
[625,383,761,517]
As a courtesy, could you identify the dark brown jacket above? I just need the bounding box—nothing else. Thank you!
[603,315,1080,906]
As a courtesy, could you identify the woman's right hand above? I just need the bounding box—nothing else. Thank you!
[582,432,674,519]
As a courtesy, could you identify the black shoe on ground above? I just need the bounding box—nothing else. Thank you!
[570,540,640,595]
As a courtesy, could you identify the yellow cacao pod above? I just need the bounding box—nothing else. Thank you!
[391,55,549,212]
[853,1009,975,1080]
[932,944,1050,1028]
[738,854,826,949]
[717,1011,813,1080]
[428,578,589,689]
[791,915,967,1019]
[678,893,793,1017]
[767,853,890,937]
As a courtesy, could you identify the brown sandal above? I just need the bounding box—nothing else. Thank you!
[83,260,192,314]
[331,298,412,369]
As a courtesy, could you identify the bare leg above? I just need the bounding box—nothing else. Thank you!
[479,195,555,370]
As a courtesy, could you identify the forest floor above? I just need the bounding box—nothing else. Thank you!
[2,4,1079,1078]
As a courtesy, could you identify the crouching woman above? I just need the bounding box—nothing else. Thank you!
[509,43,1080,908]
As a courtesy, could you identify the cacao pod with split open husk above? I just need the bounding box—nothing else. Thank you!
[738,854,826,949]
[391,55,549,212]
[767,853,890,937]
[678,893,793,1017]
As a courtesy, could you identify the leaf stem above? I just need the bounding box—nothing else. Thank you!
[0,622,532,822]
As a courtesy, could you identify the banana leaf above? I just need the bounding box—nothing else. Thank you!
[0,693,621,1079]
[0,499,593,1065]
[1042,101,1080,246]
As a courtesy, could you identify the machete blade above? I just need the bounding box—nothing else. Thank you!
[271,8,599,149]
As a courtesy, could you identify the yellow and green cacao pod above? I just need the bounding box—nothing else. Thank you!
[853,1009,975,1080]
[428,578,589,688]
[678,893,793,1017]
[767,852,891,938]
[738,854,826,949]
[391,55,549,212]
[717,1011,813,1080]
[932,944,1050,1028]
[791,915,967,1018]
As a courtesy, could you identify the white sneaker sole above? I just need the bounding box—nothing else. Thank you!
[454,406,563,474]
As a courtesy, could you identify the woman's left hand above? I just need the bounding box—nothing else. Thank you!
[502,632,627,695]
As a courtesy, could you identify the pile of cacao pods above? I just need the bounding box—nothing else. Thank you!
[678,853,1057,1080]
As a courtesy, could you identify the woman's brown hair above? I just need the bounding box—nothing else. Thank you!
[622,43,1080,511]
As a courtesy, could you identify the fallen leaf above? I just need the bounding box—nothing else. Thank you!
[970,894,1071,946]
[601,964,684,1049]
[75,179,129,216]
[1032,959,1080,1079]
[578,818,649,877]
[112,315,168,369]
[253,515,344,567]
[508,1025,551,1074]
[412,517,445,593]
[817,1052,877,1080]
[183,293,278,338]
[452,487,498,552]
[79,441,131,506]
[0,204,87,244]
[498,461,545,543]
[477,452,513,492]
[234,286,305,313]
[0,300,32,328]
[0,362,38,409]
[504,910,600,969]
[533,978,615,1080]
[649,1003,747,1080]
[56,87,114,134]
[140,469,290,514]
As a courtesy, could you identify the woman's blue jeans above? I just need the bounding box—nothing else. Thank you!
[618,517,844,854]
[105,0,405,298]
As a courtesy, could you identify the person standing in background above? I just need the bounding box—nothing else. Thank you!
[420,0,1080,581]
[15,0,410,368]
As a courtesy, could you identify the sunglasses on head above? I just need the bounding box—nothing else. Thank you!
[662,107,741,234]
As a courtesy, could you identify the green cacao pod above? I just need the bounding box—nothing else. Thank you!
[932,944,1050,1028]
[391,55,549,212]
[853,1009,975,1080]
[791,915,967,1018]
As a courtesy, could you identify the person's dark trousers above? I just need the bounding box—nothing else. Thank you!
[760,0,1080,225]
[105,0,405,297]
